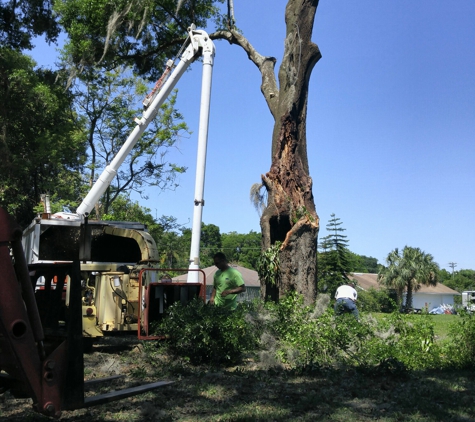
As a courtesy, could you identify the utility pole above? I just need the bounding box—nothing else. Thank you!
[448,262,457,281]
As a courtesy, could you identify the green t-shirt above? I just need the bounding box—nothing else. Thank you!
[213,267,245,310]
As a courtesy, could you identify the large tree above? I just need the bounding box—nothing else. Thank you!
[378,246,439,312]
[214,0,320,303]
[0,1,223,226]
[52,0,224,215]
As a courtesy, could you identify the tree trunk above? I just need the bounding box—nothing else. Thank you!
[405,280,413,312]
[213,0,321,304]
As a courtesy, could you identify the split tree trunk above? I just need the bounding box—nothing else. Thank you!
[213,0,321,304]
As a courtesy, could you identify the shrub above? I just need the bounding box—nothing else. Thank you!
[152,298,261,365]
[262,292,370,369]
[263,292,441,371]
[442,311,475,368]
[146,292,452,373]
[358,288,397,313]
[380,312,441,370]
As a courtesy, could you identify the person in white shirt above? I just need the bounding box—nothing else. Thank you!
[334,283,359,319]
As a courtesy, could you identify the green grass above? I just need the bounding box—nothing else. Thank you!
[429,314,458,340]
[371,312,458,341]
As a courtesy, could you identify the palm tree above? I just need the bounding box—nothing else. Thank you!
[378,248,406,307]
[378,246,439,312]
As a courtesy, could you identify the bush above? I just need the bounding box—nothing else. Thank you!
[380,312,441,370]
[152,298,261,365]
[358,288,397,313]
[442,311,475,368]
[263,292,331,369]
[145,292,466,373]
[263,292,441,371]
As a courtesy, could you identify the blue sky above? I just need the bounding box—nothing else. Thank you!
[30,1,475,271]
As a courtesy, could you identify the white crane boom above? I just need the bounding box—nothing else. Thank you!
[76,27,215,218]
[75,26,215,281]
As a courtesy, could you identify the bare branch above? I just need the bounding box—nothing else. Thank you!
[211,30,279,118]
[227,0,235,28]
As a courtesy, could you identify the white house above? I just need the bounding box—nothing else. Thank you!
[349,273,460,311]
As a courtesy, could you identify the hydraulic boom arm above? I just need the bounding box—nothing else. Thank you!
[76,27,215,219]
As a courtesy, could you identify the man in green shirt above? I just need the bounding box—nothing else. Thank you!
[209,252,246,310]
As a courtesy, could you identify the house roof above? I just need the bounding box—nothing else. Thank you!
[172,264,260,287]
[349,273,460,295]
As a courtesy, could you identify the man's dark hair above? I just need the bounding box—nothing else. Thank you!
[213,252,227,261]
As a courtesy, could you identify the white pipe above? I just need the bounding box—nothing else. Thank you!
[187,46,215,282]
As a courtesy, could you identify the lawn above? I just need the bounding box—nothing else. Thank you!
[429,313,458,340]
[372,312,458,341]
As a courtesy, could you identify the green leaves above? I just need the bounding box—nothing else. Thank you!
[442,311,475,368]
[146,290,475,372]
[153,298,260,365]
[0,48,85,225]
[0,0,60,50]
[74,66,190,217]
[265,293,443,371]
[55,0,225,79]
[317,213,352,295]
[257,241,281,286]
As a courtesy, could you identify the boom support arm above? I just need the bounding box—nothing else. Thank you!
[76,28,216,217]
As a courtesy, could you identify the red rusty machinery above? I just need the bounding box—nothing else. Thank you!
[0,208,172,418]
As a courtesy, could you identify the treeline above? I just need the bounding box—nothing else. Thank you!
[438,268,475,296]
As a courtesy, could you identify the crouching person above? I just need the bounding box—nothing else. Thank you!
[334,282,359,319]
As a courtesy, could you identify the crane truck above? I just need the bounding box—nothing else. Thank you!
[21,25,215,343]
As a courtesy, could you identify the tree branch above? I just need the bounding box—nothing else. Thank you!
[211,30,279,118]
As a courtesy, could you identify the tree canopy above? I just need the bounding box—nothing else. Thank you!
[0,48,85,225]
[439,268,475,293]
[0,0,60,50]
[55,0,224,78]
[0,0,223,225]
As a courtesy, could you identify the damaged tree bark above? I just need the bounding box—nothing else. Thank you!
[213,0,321,304]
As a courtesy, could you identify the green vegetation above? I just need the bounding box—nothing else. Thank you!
[372,313,457,342]
[357,288,398,313]
[0,0,223,227]
[318,213,352,295]
[150,292,475,373]
[430,313,458,340]
[439,268,475,300]
[0,48,86,226]
[257,241,282,287]
[78,294,472,422]
[75,68,188,218]
[150,298,261,365]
